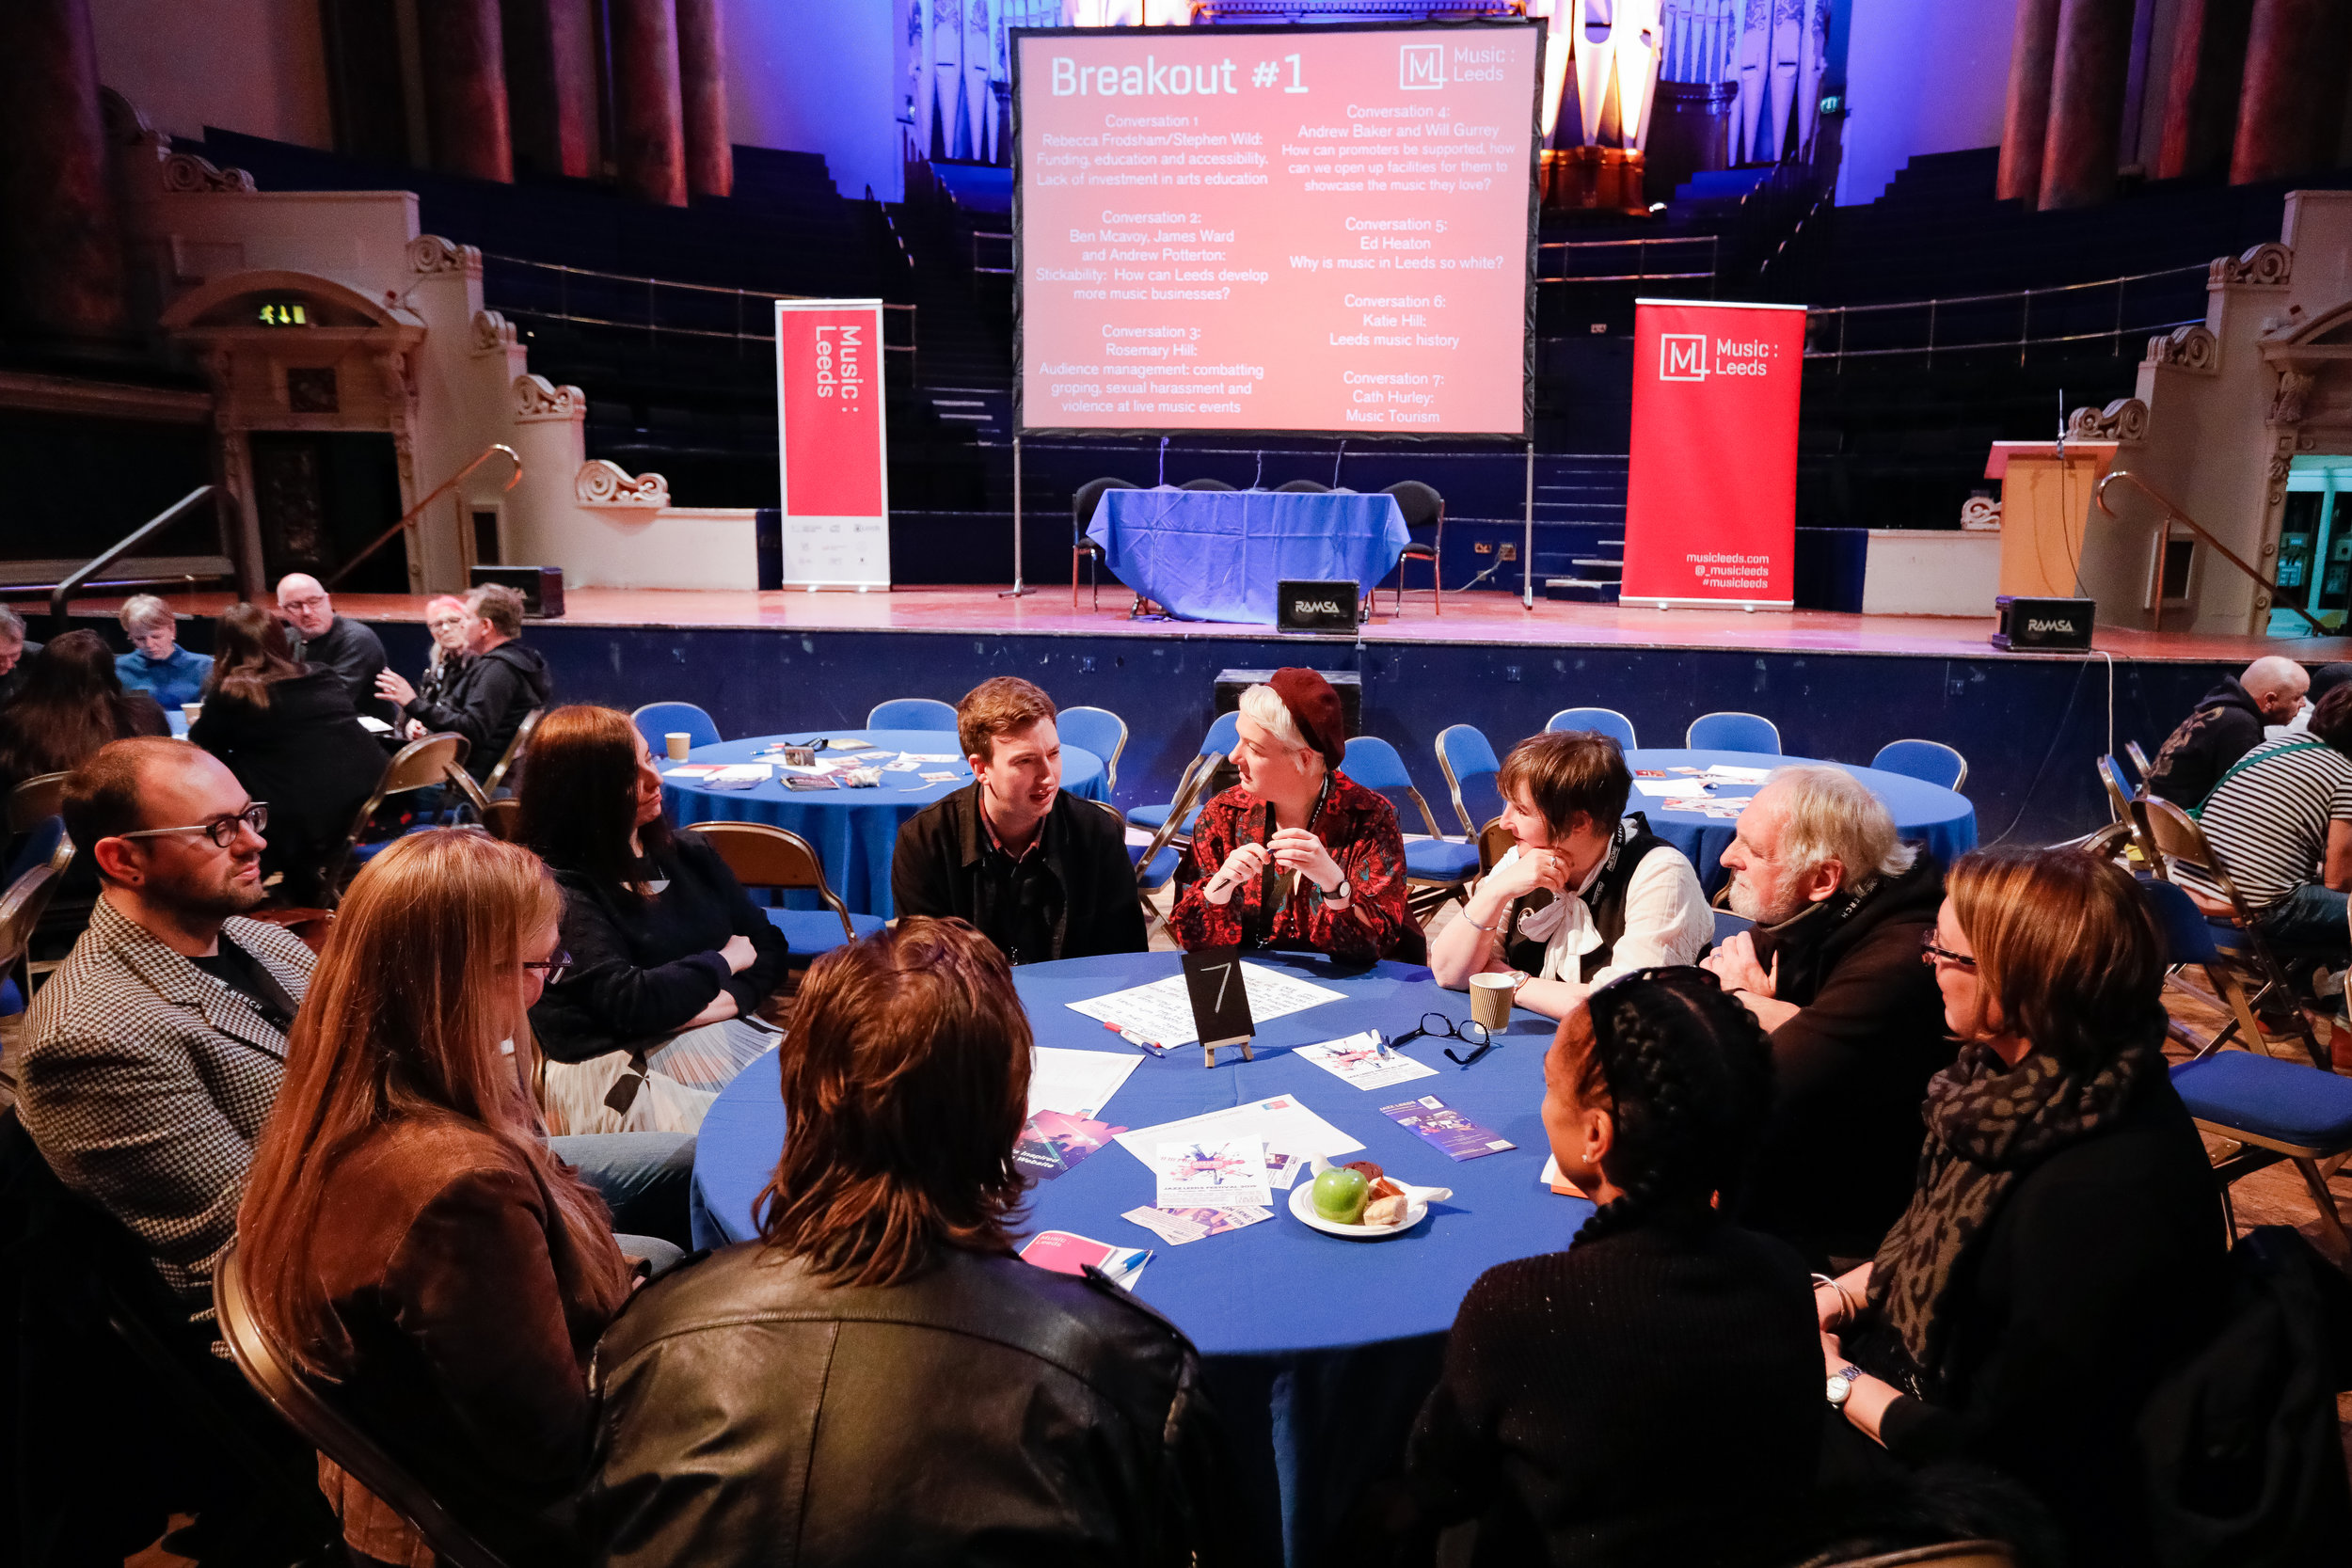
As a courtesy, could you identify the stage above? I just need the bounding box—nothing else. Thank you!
[75,585,2352,852]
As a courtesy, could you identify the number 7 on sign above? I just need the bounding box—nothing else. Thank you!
[1180,947,1257,1069]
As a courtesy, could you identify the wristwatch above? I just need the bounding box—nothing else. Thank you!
[1324,877,1352,908]
[1825,1363,1865,1409]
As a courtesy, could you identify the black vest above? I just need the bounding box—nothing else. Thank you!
[1502,815,1674,980]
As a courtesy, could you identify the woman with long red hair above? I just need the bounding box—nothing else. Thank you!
[237,830,645,1567]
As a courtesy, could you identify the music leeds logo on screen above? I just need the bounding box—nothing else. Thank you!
[1657,332,1783,382]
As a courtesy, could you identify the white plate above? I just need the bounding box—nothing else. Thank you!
[1287,1159,1453,1241]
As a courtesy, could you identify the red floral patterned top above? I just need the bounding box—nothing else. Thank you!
[1168,770,1414,961]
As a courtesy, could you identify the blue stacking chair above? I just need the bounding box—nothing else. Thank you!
[683,820,884,962]
[1686,711,1782,753]
[2166,1030,2352,1256]
[1871,739,1968,791]
[1343,736,1481,916]
[1057,705,1129,799]
[630,701,721,754]
[1546,706,1639,750]
[1435,723,1505,838]
[866,697,959,732]
[1126,710,1241,843]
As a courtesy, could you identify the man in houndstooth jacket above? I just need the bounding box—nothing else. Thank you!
[17,738,303,1335]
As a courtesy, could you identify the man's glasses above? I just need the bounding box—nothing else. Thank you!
[523,950,573,986]
[1919,930,1978,969]
[116,803,268,848]
[1391,1011,1494,1067]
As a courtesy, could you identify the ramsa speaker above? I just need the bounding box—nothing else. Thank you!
[1991,594,2093,651]
[469,565,565,619]
[1276,579,1358,632]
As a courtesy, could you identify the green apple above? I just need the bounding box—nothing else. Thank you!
[1311,1166,1369,1224]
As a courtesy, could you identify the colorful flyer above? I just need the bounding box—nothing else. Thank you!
[1151,1137,1273,1210]
[1013,1111,1126,1181]
[1379,1096,1518,1162]
[1294,1030,1441,1092]
[1121,1205,1275,1245]
[1019,1229,1151,1289]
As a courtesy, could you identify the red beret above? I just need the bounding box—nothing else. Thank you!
[1267,668,1345,770]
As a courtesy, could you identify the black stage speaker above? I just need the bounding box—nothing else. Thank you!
[1991,595,2093,651]
[1276,579,1359,632]
[469,565,565,619]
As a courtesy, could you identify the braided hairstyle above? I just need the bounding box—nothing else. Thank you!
[1566,968,1777,1248]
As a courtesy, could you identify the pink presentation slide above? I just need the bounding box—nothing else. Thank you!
[1015,24,1539,437]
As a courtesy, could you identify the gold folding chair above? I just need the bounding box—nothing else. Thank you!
[482,706,544,797]
[1131,750,1226,922]
[1476,819,1515,877]
[318,734,472,903]
[4,771,69,836]
[681,819,875,958]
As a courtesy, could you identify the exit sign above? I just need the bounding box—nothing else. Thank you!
[256,301,310,326]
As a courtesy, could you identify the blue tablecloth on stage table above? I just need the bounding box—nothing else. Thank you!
[661,731,1105,920]
[1087,486,1411,624]
[691,950,1574,1565]
[1625,748,1978,895]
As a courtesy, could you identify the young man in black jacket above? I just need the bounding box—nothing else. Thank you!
[2144,655,2309,805]
[892,676,1147,965]
[375,583,551,780]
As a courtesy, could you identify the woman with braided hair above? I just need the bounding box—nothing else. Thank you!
[1388,969,1821,1565]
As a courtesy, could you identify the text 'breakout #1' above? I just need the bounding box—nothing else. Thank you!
[1017,24,1537,436]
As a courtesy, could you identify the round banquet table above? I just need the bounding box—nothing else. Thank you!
[660,731,1106,920]
[691,950,1574,1566]
[1625,748,1977,895]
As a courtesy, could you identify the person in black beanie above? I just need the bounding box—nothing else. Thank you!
[1385,969,1821,1566]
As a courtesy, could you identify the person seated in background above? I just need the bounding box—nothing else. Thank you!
[1815,847,2227,1566]
[892,675,1146,964]
[0,605,41,709]
[520,705,787,1134]
[2143,654,2308,805]
[378,583,550,780]
[112,594,211,711]
[414,592,476,710]
[275,572,392,725]
[1376,970,1818,1565]
[1429,729,1708,1018]
[1168,668,1415,961]
[1701,766,1952,1269]
[583,918,1233,1567]
[0,629,170,792]
[189,604,388,908]
[237,831,658,1568]
[2180,680,2352,961]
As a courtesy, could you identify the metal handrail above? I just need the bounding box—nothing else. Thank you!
[481,252,916,347]
[1806,262,2209,368]
[2095,468,2323,635]
[327,445,521,591]
[49,485,214,634]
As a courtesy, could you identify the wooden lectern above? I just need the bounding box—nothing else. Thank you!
[1984,442,2118,600]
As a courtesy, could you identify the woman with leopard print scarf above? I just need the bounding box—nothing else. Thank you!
[1810,847,2229,1565]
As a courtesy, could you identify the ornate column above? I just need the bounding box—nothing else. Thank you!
[1997,0,2064,203]
[0,0,127,339]
[416,0,514,181]
[676,0,730,198]
[504,0,597,178]
[611,0,689,207]
[2231,0,2352,184]
[2037,0,2135,210]
[2156,0,2252,180]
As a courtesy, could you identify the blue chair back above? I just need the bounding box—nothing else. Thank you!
[1057,705,1128,794]
[1870,738,1967,791]
[1687,711,1782,754]
[1436,723,1504,836]
[4,816,64,886]
[1202,709,1242,758]
[867,698,960,732]
[1547,706,1639,750]
[629,702,721,754]
[1341,735,1415,793]
[2142,877,2228,967]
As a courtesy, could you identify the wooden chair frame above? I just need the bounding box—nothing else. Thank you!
[681,820,858,946]
[481,706,543,797]
[320,734,472,902]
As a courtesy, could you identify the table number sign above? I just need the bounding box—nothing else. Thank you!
[1181,946,1256,1068]
[774,299,890,591]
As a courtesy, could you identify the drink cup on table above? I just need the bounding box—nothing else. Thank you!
[665,733,691,761]
[182,704,201,726]
[1469,972,1517,1032]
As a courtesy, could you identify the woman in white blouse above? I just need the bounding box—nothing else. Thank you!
[1430,728,1711,1019]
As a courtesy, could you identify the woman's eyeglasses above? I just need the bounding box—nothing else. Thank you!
[523,950,573,986]
[1391,1011,1494,1067]
[1918,930,1978,970]
[115,803,268,848]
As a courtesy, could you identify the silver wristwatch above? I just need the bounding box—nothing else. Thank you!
[1825,1363,1865,1409]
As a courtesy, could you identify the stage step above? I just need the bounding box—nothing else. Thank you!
[1544,577,1623,604]
[1570,559,1624,578]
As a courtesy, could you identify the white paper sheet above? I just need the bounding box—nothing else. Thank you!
[1703,764,1772,784]
[1027,1046,1142,1121]
[1632,779,1712,800]
[1151,1136,1273,1209]
[1293,1030,1442,1091]
[1066,963,1346,1049]
[1114,1094,1364,1164]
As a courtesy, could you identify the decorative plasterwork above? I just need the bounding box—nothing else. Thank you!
[576,459,669,509]
[407,235,483,278]
[2144,324,2218,373]
[2064,397,2149,443]
[514,373,585,420]
[2267,370,2313,428]
[1960,497,2002,530]
[161,153,256,194]
[103,88,255,193]
[2210,242,2292,288]
[472,309,516,355]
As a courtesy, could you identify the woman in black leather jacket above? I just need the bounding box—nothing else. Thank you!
[583,917,1234,1567]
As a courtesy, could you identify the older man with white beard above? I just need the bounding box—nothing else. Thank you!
[1699,765,1954,1271]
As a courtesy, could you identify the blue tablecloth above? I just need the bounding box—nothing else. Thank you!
[691,950,1574,1564]
[1088,486,1410,625]
[1626,748,1978,895]
[661,731,1105,921]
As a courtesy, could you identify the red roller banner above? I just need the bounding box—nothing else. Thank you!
[774,299,890,590]
[1620,298,1807,609]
